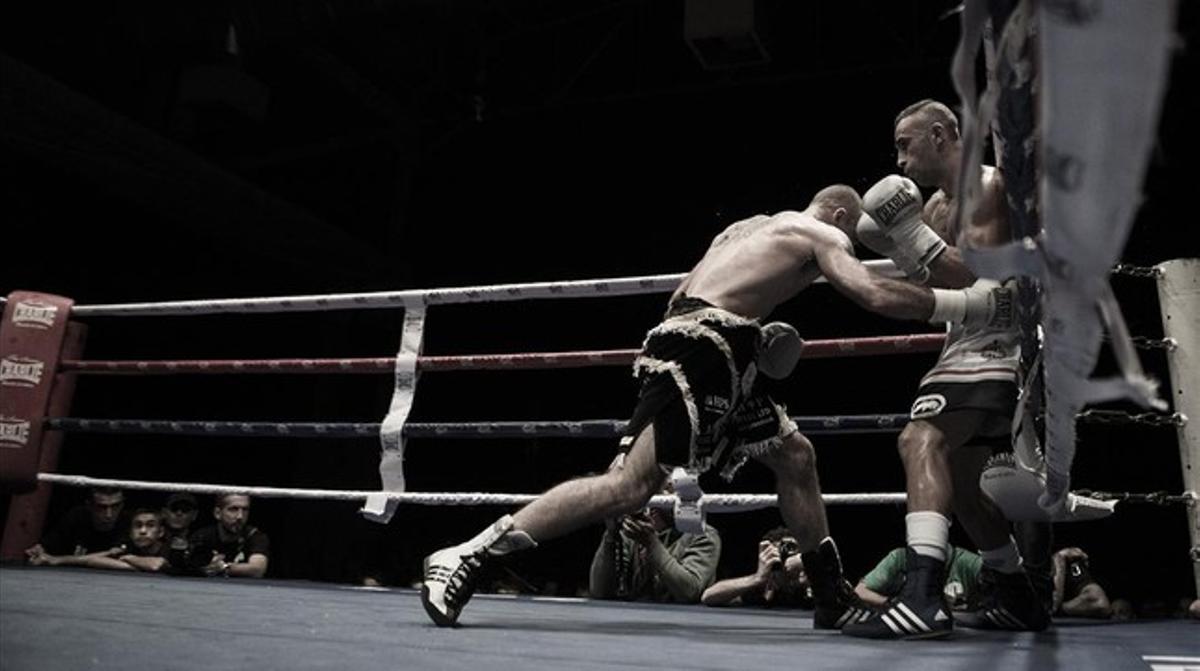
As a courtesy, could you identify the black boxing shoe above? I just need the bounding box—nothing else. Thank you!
[843,548,953,640]
[958,566,1050,632]
[1024,565,1056,621]
[801,537,874,629]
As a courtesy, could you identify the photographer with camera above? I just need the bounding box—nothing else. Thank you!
[702,527,813,608]
[589,490,721,604]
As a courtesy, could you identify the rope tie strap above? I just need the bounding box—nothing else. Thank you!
[1101,335,1178,352]
[1111,264,1164,279]
[1073,489,1197,507]
[1130,336,1178,351]
[1075,409,1188,428]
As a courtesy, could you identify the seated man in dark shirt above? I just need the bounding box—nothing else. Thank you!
[161,492,200,569]
[162,493,199,543]
[115,508,175,573]
[1052,547,1112,618]
[25,487,129,567]
[702,527,813,608]
[189,493,269,578]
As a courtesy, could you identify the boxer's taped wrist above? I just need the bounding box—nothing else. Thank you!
[930,289,966,324]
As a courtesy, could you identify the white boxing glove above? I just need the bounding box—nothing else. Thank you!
[930,280,1015,328]
[855,212,930,284]
[979,452,1116,522]
[758,322,804,379]
[862,175,947,269]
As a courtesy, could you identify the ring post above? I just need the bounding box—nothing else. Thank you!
[0,321,87,560]
[1155,259,1200,596]
[0,292,74,491]
[0,292,82,560]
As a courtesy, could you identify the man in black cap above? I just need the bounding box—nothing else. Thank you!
[162,492,199,571]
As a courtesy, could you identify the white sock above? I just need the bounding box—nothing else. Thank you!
[906,511,950,562]
[460,515,537,556]
[980,538,1023,574]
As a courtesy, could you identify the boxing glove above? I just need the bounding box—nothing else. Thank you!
[758,321,804,379]
[862,175,947,270]
[855,212,930,284]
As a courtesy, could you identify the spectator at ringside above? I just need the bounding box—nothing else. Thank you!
[189,493,269,578]
[1052,547,1112,618]
[115,508,174,573]
[25,488,129,568]
[589,486,720,604]
[1110,598,1135,620]
[161,492,199,570]
[855,545,983,611]
[702,526,812,608]
[162,492,199,543]
[28,507,173,573]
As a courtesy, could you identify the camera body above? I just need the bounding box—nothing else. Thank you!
[775,539,800,570]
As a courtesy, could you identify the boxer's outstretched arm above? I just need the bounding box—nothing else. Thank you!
[927,246,978,289]
[815,243,934,322]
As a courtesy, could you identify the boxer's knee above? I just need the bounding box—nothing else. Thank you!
[602,457,664,513]
[761,432,817,480]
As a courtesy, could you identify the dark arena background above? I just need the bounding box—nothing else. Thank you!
[2,1,1198,664]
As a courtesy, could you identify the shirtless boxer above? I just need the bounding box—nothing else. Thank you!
[420,184,1009,628]
[843,100,1048,639]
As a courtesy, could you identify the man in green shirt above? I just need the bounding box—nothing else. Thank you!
[855,545,983,611]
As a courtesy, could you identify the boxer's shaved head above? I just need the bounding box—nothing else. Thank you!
[809,184,863,237]
[894,99,960,140]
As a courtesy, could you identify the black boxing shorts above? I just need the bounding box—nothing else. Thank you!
[909,380,1018,442]
[620,296,797,479]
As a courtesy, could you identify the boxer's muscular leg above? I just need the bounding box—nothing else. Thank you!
[421,425,665,627]
[899,413,989,514]
[754,431,828,553]
[845,413,992,639]
[948,444,1013,550]
[757,430,868,629]
[512,423,666,541]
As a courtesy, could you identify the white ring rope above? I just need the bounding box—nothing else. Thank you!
[37,473,905,510]
[70,261,900,317]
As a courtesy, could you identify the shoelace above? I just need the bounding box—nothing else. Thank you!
[441,550,486,609]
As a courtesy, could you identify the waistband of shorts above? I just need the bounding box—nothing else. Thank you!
[663,296,759,330]
[665,295,717,318]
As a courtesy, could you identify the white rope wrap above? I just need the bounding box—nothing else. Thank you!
[69,262,899,317]
[37,473,904,509]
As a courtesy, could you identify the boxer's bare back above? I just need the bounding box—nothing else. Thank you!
[673,212,849,320]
